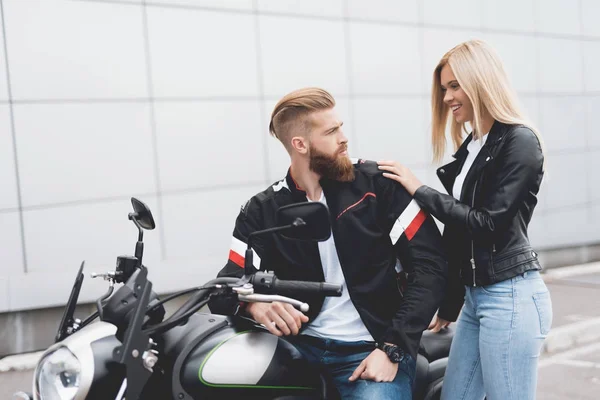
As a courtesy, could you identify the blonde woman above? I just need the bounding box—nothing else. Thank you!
[378,40,552,399]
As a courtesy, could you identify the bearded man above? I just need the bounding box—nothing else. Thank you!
[212,87,448,400]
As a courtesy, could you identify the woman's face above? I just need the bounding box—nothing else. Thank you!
[440,64,474,124]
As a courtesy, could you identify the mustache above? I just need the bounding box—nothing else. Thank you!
[337,144,348,154]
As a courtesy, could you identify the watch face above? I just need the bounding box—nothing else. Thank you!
[385,345,404,363]
[390,349,403,363]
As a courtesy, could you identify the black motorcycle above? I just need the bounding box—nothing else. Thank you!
[14,197,452,400]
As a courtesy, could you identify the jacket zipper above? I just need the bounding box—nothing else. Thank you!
[490,244,496,276]
[470,180,478,287]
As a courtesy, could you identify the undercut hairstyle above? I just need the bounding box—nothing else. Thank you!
[269,87,336,152]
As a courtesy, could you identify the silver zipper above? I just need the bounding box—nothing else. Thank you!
[470,257,476,287]
[471,180,478,287]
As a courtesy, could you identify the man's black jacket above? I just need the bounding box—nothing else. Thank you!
[212,159,448,360]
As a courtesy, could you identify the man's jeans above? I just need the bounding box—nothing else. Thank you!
[290,335,416,400]
[441,270,553,400]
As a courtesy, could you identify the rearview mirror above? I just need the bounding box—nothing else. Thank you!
[275,202,331,242]
[130,198,156,230]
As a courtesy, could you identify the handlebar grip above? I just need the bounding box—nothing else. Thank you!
[273,279,343,297]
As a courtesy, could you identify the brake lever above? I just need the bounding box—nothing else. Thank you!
[237,293,310,313]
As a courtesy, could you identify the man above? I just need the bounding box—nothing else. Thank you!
[214,87,447,399]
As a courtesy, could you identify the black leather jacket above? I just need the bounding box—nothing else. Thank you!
[413,121,544,321]
[213,160,448,359]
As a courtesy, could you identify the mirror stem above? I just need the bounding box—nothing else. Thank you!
[244,219,305,276]
[129,214,145,266]
[135,241,144,266]
[292,217,306,227]
[244,248,254,276]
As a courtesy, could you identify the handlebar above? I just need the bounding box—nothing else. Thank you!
[250,271,343,298]
[142,273,343,336]
[271,279,343,298]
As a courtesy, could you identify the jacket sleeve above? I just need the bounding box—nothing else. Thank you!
[209,196,269,315]
[413,127,544,240]
[376,174,448,358]
[436,228,465,322]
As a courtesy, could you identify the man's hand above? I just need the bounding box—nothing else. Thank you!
[348,348,398,382]
[246,301,309,336]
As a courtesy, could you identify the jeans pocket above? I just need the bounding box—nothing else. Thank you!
[533,291,553,335]
[480,279,513,297]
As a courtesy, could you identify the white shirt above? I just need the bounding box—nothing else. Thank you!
[301,191,374,342]
[453,134,489,200]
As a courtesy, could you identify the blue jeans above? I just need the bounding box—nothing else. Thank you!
[290,335,416,400]
[441,270,553,400]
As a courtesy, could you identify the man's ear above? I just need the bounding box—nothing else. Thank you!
[291,136,309,155]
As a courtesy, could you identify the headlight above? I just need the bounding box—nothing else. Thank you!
[35,347,81,400]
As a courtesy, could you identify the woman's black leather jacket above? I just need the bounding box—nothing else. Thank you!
[413,121,544,321]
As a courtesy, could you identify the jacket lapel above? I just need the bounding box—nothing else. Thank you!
[436,135,471,195]
[436,121,506,198]
[458,121,503,203]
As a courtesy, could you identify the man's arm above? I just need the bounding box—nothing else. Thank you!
[217,200,264,278]
[209,197,266,314]
[377,174,448,359]
[436,228,466,322]
[209,196,309,335]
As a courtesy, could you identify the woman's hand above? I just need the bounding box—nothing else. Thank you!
[428,315,451,333]
[377,160,424,196]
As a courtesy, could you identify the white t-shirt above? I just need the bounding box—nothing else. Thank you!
[301,191,374,342]
[452,134,489,200]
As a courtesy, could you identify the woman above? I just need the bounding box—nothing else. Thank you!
[378,40,552,400]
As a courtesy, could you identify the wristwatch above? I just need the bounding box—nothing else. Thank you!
[376,342,405,363]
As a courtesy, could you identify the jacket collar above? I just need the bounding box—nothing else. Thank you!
[451,120,505,160]
[285,167,309,202]
[284,166,351,203]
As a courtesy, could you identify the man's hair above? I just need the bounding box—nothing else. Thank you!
[269,87,335,152]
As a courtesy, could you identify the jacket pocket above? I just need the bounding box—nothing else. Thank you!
[532,291,553,335]
[493,246,535,273]
[493,245,529,263]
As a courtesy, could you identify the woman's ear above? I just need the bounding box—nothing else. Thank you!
[291,136,309,155]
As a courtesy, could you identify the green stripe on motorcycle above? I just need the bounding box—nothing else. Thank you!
[198,330,313,390]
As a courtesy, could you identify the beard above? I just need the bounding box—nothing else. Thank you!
[308,143,355,182]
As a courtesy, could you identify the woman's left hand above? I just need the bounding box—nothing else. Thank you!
[377,160,423,196]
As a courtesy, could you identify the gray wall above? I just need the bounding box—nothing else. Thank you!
[1,0,599,314]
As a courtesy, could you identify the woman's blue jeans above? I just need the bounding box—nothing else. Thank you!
[441,270,553,400]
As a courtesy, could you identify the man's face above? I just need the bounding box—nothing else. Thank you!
[307,108,354,182]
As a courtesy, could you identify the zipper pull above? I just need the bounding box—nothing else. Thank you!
[470,258,476,287]
[493,244,496,253]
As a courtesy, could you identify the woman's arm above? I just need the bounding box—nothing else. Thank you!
[380,127,543,238]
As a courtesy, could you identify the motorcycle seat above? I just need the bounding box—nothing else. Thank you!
[419,325,454,362]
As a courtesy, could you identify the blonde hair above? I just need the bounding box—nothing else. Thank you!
[431,40,543,163]
[269,87,335,152]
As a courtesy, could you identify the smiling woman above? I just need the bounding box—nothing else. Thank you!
[377,39,551,400]
[430,40,544,164]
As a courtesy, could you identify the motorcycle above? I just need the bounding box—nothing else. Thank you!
[13,197,452,400]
